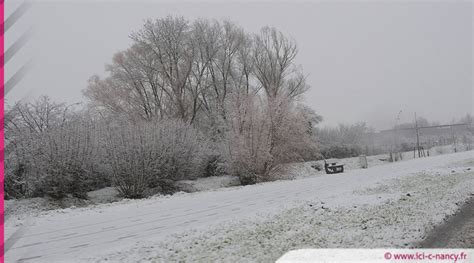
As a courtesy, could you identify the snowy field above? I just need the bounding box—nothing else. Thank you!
[5,150,474,262]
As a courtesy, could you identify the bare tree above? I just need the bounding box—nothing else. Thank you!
[6,96,77,138]
[84,16,319,185]
[253,27,308,99]
[131,17,195,121]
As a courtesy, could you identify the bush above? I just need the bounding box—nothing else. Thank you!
[203,154,226,177]
[36,119,103,199]
[226,97,318,184]
[103,119,206,198]
[4,118,105,199]
[5,136,46,199]
[4,160,28,199]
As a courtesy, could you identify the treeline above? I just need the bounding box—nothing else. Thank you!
[314,123,385,159]
[392,115,474,152]
[5,17,321,199]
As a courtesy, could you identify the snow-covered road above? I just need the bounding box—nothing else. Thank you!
[5,151,474,262]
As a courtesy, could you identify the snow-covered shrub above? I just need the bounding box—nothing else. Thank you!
[4,118,103,199]
[36,119,103,199]
[4,97,105,199]
[202,154,226,177]
[4,143,35,199]
[224,95,270,184]
[103,119,206,198]
[225,96,318,184]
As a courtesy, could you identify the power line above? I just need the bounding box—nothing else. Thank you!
[380,123,469,133]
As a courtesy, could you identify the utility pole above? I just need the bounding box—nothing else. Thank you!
[415,112,421,157]
[395,110,402,141]
[451,125,457,152]
[394,110,402,161]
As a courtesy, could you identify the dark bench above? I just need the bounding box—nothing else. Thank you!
[324,160,344,174]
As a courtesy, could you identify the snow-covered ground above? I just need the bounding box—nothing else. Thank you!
[174,175,241,193]
[5,146,464,223]
[5,151,474,262]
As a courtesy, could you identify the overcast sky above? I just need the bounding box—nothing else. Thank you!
[5,0,473,130]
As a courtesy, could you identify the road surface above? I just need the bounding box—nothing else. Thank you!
[418,196,474,248]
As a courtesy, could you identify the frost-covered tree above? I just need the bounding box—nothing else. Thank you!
[253,27,308,100]
[84,16,320,185]
[225,94,320,184]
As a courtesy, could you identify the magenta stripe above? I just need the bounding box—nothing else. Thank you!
[0,0,5,262]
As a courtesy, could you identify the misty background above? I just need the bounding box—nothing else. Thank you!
[5,0,473,130]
